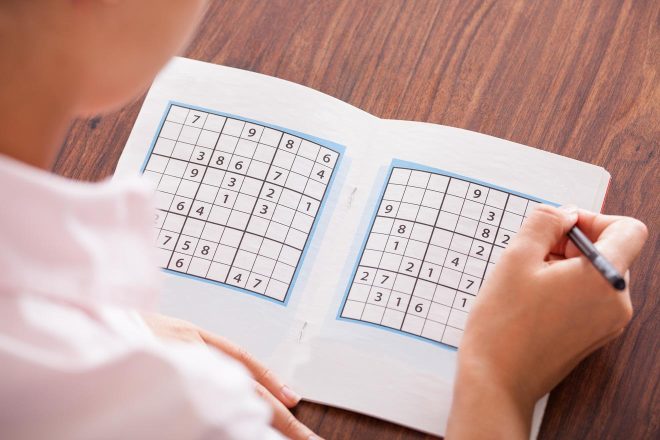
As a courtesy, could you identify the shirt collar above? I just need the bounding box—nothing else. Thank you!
[0,154,159,310]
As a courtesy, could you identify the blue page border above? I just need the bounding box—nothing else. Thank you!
[336,158,558,349]
[140,101,346,306]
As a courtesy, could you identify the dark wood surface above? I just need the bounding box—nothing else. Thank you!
[53,1,659,438]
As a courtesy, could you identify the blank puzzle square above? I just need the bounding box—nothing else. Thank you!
[144,103,341,303]
[339,164,545,349]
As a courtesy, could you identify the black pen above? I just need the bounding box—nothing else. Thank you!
[568,226,626,290]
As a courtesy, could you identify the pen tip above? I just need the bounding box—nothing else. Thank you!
[614,278,626,291]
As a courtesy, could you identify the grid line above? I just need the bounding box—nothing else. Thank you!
[340,166,542,349]
[144,103,341,303]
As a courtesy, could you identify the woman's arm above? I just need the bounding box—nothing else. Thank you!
[447,205,647,439]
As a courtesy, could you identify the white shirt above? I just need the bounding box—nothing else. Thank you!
[0,155,282,439]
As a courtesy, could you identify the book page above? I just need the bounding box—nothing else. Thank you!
[115,57,377,367]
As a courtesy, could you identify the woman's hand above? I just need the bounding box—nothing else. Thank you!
[142,313,319,440]
[447,205,647,439]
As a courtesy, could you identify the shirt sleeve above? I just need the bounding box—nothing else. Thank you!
[0,295,284,440]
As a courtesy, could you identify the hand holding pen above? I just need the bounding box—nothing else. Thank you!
[449,205,647,439]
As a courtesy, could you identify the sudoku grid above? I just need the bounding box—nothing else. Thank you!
[141,103,341,303]
[339,163,544,349]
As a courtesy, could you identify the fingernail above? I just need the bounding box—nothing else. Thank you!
[280,385,301,404]
[559,204,579,221]
[308,436,321,440]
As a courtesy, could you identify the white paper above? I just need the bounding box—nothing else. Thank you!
[115,57,609,438]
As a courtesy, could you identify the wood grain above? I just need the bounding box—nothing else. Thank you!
[53,1,659,438]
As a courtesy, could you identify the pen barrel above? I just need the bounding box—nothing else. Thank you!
[568,226,626,291]
[569,227,598,258]
[593,255,625,287]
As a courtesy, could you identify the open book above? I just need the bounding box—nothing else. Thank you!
[115,57,610,438]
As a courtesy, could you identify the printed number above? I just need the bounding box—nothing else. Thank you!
[260,204,268,215]
[227,177,237,187]
[201,245,210,256]
[395,297,402,307]
[248,128,256,137]
[195,206,204,216]
[192,115,200,123]
[360,271,370,281]
[197,151,205,161]
[176,201,186,211]
[397,224,406,234]
[393,241,400,250]
[233,273,242,283]
[182,240,191,251]
[286,139,295,149]
[384,204,393,214]
[461,297,467,307]
[163,235,172,245]
[476,245,485,256]
[473,189,482,199]
[305,201,312,211]
[405,262,415,272]
[501,234,511,245]
[481,228,490,238]
[487,211,495,221]
[221,194,229,204]
[216,155,225,166]
[253,278,262,287]
[190,168,199,177]
[415,303,423,313]
[379,274,390,285]
[266,188,275,198]
[234,161,243,171]
[273,171,282,180]
[450,257,459,267]
[316,170,325,180]
[322,154,330,163]
[175,258,184,268]
[375,292,383,302]
[466,279,474,289]
[427,267,434,277]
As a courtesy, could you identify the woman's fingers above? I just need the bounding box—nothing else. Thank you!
[564,211,648,272]
[200,331,301,408]
[254,381,320,440]
[507,205,578,264]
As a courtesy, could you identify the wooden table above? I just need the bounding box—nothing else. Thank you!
[54,1,659,438]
